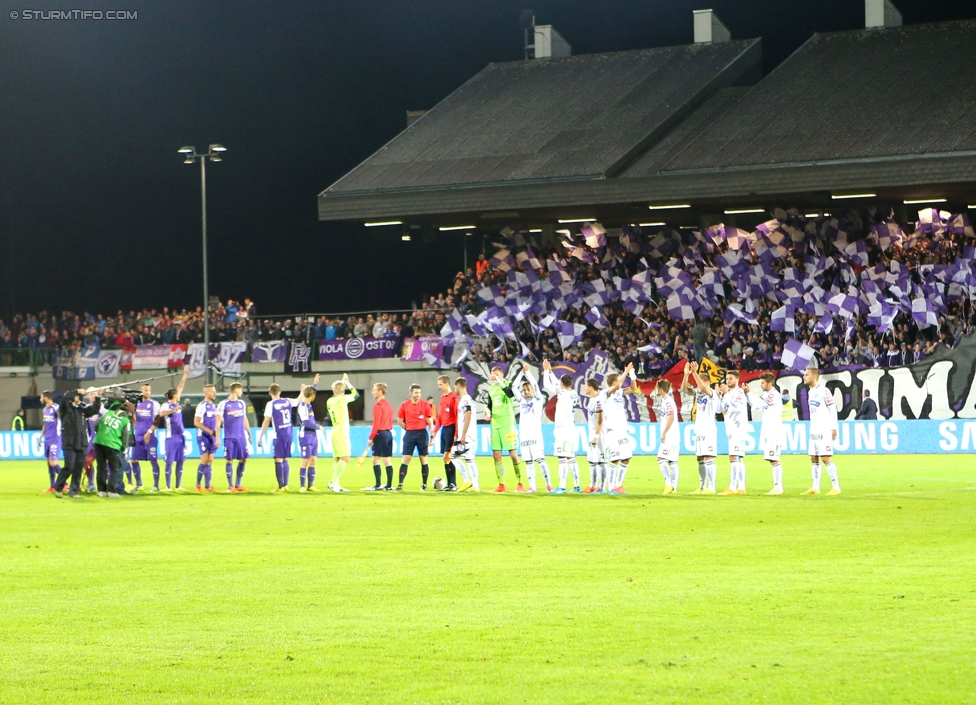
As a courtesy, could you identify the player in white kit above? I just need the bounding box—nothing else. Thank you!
[802,367,841,495]
[656,379,681,493]
[684,361,719,494]
[602,362,637,494]
[581,378,608,494]
[453,377,480,492]
[744,372,785,495]
[718,370,748,495]
[513,369,551,493]
[542,359,582,494]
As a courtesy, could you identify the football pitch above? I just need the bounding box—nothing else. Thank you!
[1,455,973,704]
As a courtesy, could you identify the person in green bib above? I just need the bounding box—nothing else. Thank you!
[484,366,525,493]
[94,398,133,497]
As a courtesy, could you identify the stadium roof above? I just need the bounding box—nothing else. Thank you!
[318,19,976,225]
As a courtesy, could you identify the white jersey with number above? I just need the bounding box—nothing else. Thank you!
[721,387,748,437]
[693,390,720,456]
[603,381,636,463]
[543,371,579,430]
[807,382,838,455]
[514,376,545,461]
[658,395,680,447]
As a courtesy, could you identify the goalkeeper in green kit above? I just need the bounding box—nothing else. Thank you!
[485,366,525,493]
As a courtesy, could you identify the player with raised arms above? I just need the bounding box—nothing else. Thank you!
[743,372,785,495]
[485,366,525,493]
[542,359,581,494]
[326,373,358,493]
[802,367,841,495]
[581,378,608,494]
[718,370,748,496]
[513,368,551,493]
[453,377,479,492]
[685,361,719,494]
[157,365,190,491]
[193,384,218,492]
[131,382,161,493]
[603,362,637,494]
[216,382,251,492]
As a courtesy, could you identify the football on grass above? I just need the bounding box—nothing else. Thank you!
[433,477,445,491]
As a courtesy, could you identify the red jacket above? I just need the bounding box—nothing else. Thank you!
[397,398,433,431]
[370,398,393,440]
[434,392,459,432]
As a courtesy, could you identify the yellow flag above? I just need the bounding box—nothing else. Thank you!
[698,357,726,384]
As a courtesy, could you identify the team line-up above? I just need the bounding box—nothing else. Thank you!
[40,358,841,498]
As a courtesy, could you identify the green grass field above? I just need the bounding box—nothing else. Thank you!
[1,455,974,704]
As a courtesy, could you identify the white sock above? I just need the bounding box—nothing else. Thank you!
[558,460,568,490]
[705,459,716,491]
[824,461,839,490]
[811,461,821,490]
[595,463,605,491]
[457,461,470,484]
[658,459,671,488]
[669,462,680,491]
[606,462,619,491]
[526,461,536,492]
[617,461,629,488]
[569,459,581,488]
[698,461,706,489]
[465,458,479,490]
[537,460,551,490]
[737,460,746,491]
[772,463,782,491]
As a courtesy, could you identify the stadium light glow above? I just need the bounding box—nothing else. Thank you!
[723,208,765,214]
[528,228,543,233]
[209,144,227,152]
[439,225,476,231]
[401,235,411,241]
[177,146,194,154]
[647,204,690,210]
[903,198,946,204]
[557,218,597,223]
[804,213,820,218]
[364,220,402,227]
[831,193,875,199]
[638,222,665,227]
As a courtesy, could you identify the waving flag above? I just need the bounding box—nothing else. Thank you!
[666,293,695,321]
[782,338,816,370]
[911,298,939,329]
[581,223,606,249]
[722,304,758,326]
[770,305,795,333]
[556,321,587,349]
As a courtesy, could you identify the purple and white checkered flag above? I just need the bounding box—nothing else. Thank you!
[770,305,795,333]
[517,249,544,271]
[666,293,695,321]
[947,213,975,237]
[476,285,507,307]
[440,309,464,344]
[556,321,587,349]
[581,223,606,249]
[912,298,939,329]
[826,292,858,319]
[723,304,759,326]
[782,338,816,370]
[813,313,834,335]
[917,208,947,236]
[584,308,609,330]
[488,249,517,272]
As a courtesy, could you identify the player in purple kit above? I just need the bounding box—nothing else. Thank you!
[40,391,62,492]
[131,382,161,493]
[216,382,251,493]
[258,374,317,492]
[194,384,218,491]
[158,366,190,491]
[296,382,321,492]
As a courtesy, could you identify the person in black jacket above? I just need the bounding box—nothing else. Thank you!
[855,389,878,420]
[54,389,102,497]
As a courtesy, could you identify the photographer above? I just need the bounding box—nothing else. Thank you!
[93,398,134,497]
[53,389,101,498]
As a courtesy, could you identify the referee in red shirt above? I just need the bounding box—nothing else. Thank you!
[396,384,434,490]
[364,382,394,491]
[434,374,460,490]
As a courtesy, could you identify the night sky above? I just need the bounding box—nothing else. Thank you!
[2,0,972,318]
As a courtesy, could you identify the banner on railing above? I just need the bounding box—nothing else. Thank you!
[185,343,246,379]
[1,421,974,461]
[400,336,443,362]
[317,337,397,361]
[251,341,288,364]
[52,342,101,381]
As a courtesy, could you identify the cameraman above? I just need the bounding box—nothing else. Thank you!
[54,389,102,498]
[94,398,134,497]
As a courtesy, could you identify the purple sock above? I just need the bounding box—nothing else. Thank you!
[225,462,234,488]
[282,460,290,486]
[151,460,161,489]
[175,462,183,488]
[235,461,245,488]
[48,466,58,488]
[132,462,143,487]
[308,466,316,488]
[196,465,204,486]
[300,467,307,488]
[274,461,283,488]
[203,465,213,489]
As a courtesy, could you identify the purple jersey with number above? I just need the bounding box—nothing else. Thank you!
[195,401,217,435]
[266,398,296,435]
[134,399,161,437]
[162,401,184,438]
[43,404,61,444]
[217,399,247,440]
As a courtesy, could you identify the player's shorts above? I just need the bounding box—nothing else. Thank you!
[491,424,518,452]
[197,432,217,456]
[439,425,456,454]
[372,430,393,457]
[657,442,680,461]
[453,437,476,461]
[131,439,157,461]
[603,430,635,462]
[586,436,604,464]
[760,434,782,462]
[519,435,545,462]
[165,436,185,463]
[694,430,718,457]
[553,427,576,457]
[402,429,429,457]
[299,433,317,459]
[727,434,746,458]
[43,441,61,463]
[808,433,834,457]
[332,432,351,459]
[224,438,249,461]
[272,430,293,459]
